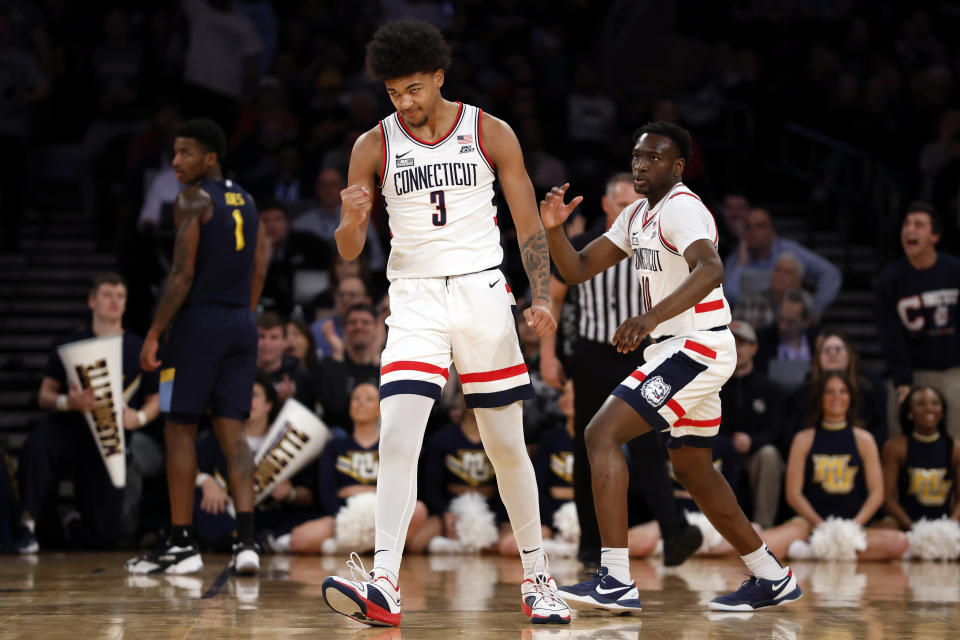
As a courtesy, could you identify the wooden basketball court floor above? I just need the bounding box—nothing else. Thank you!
[1,553,957,639]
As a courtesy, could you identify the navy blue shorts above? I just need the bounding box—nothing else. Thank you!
[159,304,257,424]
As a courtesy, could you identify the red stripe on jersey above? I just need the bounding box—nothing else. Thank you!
[377,121,387,187]
[674,416,722,428]
[381,361,450,379]
[658,222,679,252]
[668,189,719,246]
[460,363,528,383]
[667,398,686,418]
[477,109,496,170]
[694,299,724,313]
[630,370,647,382]
[398,102,463,146]
[684,340,717,360]
[505,282,511,293]
[623,200,644,228]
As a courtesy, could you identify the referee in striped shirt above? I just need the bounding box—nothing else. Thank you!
[540,173,701,568]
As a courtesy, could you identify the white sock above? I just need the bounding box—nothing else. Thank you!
[22,516,35,534]
[373,394,434,580]
[473,403,543,555]
[601,547,631,584]
[741,543,788,581]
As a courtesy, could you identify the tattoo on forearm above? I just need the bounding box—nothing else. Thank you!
[151,214,196,333]
[519,229,552,303]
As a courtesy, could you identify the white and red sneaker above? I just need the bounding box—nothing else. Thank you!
[521,571,571,624]
[322,553,402,627]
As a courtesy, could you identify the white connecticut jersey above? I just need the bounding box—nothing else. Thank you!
[604,183,731,338]
[378,102,501,280]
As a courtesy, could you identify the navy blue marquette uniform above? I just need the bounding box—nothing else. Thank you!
[899,433,955,522]
[159,178,259,423]
[802,424,868,520]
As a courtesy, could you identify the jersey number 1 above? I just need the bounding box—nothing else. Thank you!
[232,209,245,251]
[430,190,447,226]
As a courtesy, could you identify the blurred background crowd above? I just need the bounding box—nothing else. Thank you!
[1,0,959,558]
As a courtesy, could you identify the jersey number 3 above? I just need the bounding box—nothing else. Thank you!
[430,190,447,226]
[232,209,245,251]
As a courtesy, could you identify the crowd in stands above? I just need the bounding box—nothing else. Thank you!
[2,2,960,561]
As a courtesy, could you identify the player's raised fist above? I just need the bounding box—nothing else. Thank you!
[539,183,584,230]
[524,303,558,337]
[340,185,372,227]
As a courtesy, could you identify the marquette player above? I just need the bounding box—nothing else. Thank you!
[321,20,569,627]
[126,118,267,575]
[541,121,803,612]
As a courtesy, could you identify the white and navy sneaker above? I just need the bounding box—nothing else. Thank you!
[708,569,803,611]
[557,567,644,613]
[521,571,571,624]
[15,524,38,554]
[322,552,402,627]
[230,540,261,575]
[125,538,203,575]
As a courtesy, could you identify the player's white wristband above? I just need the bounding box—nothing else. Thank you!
[56,394,69,412]
[195,472,211,489]
[137,410,148,427]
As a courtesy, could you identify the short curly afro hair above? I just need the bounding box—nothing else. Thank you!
[365,19,452,82]
[176,118,226,161]
[632,121,692,162]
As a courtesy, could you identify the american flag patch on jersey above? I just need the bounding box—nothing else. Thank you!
[457,134,473,144]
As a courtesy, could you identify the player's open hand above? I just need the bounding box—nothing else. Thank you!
[340,185,372,228]
[524,303,557,337]
[201,477,230,515]
[611,314,658,354]
[539,183,583,230]
[140,333,161,372]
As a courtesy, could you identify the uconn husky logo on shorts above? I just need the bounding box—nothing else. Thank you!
[640,375,672,408]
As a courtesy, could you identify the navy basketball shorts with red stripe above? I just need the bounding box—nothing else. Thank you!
[611,327,736,448]
[379,269,534,408]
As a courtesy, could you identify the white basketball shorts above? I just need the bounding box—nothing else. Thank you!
[379,268,534,408]
[610,326,735,448]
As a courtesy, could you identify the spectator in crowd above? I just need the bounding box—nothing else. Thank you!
[881,385,959,530]
[314,304,381,431]
[516,300,562,447]
[409,396,508,555]
[718,192,751,252]
[733,252,804,331]
[293,166,386,270]
[285,319,319,376]
[791,329,888,447]
[779,372,908,561]
[16,274,160,553]
[193,372,321,551]
[755,288,819,391]
[137,153,183,231]
[720,321,787,528]
[256,311,315,409]
[181,0,261,130]
[258,201,332,317]
[311,275,371,359]
[288,383,428,553]
[0,6,49,252]
[877,202,960,439]
[724,207,842,319]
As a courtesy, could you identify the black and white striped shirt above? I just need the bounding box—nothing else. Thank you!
[560,224,642,345]
[571,256,641,343]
